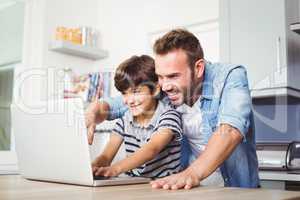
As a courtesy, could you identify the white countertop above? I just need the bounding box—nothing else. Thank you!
[1,175,300,200]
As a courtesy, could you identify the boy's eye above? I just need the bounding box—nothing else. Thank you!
[133,89,141,94]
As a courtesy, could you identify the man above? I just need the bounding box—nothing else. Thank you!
[85,29,259,189]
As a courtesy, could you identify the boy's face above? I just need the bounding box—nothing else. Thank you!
[122,85,157,117]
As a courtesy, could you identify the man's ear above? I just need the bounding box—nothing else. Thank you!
[194,59,205,78]
[152,84,161,98]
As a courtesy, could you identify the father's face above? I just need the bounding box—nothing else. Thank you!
[155,49,194,106]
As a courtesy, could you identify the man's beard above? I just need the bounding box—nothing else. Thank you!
[184,78,202,106]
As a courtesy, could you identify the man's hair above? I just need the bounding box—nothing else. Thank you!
[153,28,204,69]
[114,55,158,93]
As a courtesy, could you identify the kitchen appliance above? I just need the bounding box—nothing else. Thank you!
[257,143,288,171]
[286,141,300,173]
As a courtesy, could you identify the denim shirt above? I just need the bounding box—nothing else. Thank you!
[103,61,259,188]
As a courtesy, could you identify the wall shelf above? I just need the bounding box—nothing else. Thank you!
[48,41,108,60]
[290,23,300,34]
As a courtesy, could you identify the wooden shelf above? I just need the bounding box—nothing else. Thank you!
[48,41,108,60]
[290,23,300,34]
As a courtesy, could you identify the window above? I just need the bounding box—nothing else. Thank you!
[0,0,24,174]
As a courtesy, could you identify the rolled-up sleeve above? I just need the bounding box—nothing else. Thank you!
[100,96,128,120]
[217,66,252,142]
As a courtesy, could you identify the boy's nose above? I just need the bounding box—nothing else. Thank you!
[125,95,135,105]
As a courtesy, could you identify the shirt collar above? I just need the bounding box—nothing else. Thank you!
[201,61,214,101]
[126,100,163,129]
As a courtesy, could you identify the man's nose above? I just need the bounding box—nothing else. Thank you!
[161,82,173,92]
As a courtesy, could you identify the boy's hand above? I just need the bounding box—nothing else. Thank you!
[94,165,121,177]
[85,101,100,145]
[85,101,109,145]
[91,156,110,174]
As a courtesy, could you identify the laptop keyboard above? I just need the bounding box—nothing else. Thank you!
[93,175,109,180]
[93,175,118,180]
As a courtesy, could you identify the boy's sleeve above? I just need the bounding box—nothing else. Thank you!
[100,96,128,120]
[155,109,182,141]
[217,66,252,142]
[112,117,125,138]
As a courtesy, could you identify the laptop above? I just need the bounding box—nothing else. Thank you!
[11,98,150,186]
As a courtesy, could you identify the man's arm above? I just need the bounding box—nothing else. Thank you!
[94,128,174,177]
[150,124,242,189]
[151,66,251,189]
[191,124,242,179]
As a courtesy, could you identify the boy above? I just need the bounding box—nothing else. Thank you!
[92,55,182,178]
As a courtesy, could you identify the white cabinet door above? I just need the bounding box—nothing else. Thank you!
[221,0,288,90]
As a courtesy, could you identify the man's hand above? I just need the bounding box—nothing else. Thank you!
[151,124,243,190]
[85,101,110,145]
[150,165,201,190]
[94,165,121,177]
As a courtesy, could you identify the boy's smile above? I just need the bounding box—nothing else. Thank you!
[122,85,158,124]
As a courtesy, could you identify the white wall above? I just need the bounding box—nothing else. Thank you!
[17,0,106,108]
[22,0,103,72]
[22,1,218,121]
[43,0,101,73]
[93,0,219,160]
[96,0,219,97]
[97,0,219,68]
[16,0,219,161]
[16,0,219,112]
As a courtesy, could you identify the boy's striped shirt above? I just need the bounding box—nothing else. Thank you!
[112,101,182,178]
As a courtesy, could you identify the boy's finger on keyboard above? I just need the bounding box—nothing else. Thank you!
[95,167,104,176]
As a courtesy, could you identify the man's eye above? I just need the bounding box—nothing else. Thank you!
[169,74,178,79]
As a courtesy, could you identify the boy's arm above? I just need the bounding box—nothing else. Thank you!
[94,128,174,177]
[92,133,123,172]
[85,96,127,144]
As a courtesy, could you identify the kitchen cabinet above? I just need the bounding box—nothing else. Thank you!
[260,171,300,190]
[220,0,300,98]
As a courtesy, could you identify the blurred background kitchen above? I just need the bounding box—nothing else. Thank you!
[0,0,300,190]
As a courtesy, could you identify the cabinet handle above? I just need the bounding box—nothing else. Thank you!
[276,37,282,74]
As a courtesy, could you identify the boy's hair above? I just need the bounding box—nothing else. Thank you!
[114,55,158,93]
[153,28,204,70]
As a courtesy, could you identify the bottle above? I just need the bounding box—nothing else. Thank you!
[91,29,99,47]
[63,68,74,98]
